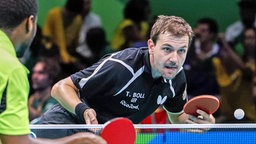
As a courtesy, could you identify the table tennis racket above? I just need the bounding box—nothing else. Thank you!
[183,95,220,116]
[100,117,136,144]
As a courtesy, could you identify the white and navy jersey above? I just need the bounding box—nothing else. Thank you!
[71,47,187,124]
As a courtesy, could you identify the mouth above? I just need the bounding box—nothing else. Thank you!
[165,65,178,70]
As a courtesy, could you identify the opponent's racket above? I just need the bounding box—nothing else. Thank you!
[100,117,136,144]
[184,95,220,116]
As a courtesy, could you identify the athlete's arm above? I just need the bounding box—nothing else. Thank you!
[166,110,215,124]
[166,111,188,124]
[0,132,106,144]
[51,77,98,124]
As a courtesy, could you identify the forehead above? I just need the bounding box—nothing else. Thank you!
[157,32,189,46]
[84,0,90,4]
[245,29,256,35]
[197,24,209,30]
[33,62,45,70]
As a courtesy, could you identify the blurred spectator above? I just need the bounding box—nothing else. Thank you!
[242,28,256,63]
[184,18,220,99]
[42,0,84,64]
[132,15,158,48]
[241,27,256,103]
[76,0,102,60]
[254,68,256,101]
[225,0,256,48]
[28,58,61,121]
[80,27,108,66]
[111,0,151,51]
[214,28,256,123]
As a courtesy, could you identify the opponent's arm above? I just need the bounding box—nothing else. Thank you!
[0,132,106,144]
[51,77,98,124]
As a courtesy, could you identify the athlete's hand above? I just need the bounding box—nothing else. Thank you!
[185,109,215,133]
[186,109,215,125]
[83,108,98,124]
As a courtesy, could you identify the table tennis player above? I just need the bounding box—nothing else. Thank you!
[0,0,106,143]
[36,15,215,138]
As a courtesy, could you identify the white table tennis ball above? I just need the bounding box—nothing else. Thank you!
[234,109,245,120]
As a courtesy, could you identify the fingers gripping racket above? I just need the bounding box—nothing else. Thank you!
[100,117,136,144]
[183,95,220,116]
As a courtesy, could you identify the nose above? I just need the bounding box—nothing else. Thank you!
[168,52,178,65]
[32,72,39,80]
[170,61,176,66]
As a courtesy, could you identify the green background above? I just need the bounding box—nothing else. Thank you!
[37,0,240,41]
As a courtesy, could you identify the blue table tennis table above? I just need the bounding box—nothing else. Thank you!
[135,124,256,144]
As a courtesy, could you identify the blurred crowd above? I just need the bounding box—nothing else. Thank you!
[21,0,256,132]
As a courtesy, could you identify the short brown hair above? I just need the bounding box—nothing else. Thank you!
[150,15,194,45]
[37,58,61,84]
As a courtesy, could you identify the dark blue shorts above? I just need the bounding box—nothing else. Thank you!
[34,104,91,138]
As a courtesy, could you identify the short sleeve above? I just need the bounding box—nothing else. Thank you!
[0,67,30,135]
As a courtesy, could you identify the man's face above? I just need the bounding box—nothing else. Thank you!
[194,24,212,43]
[32,62,51,91]
[243,28,256,56]
[83,0,91,16]
[244,28,256,48]
[148,32,189,80]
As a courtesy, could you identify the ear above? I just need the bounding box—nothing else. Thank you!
[147,39,155,54]
[25,15,35,33]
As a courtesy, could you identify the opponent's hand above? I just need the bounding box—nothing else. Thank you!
[83,108,98,124]
[63,132,107,144]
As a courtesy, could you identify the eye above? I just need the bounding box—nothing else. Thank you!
[178,48,186,54]
[162,46,173,52]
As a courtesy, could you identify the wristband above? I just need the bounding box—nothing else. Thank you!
[75,103,90,122]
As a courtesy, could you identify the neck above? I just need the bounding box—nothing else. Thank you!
[2,28,16,46]
[151,69,161,79]
[200,41,214,53]
[149,54,161,79]
[2,25,25,50]
[1,28,12,37]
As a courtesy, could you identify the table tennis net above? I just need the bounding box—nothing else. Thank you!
[30,124,256,144]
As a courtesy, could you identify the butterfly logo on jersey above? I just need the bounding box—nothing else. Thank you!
[157,95,167,105]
